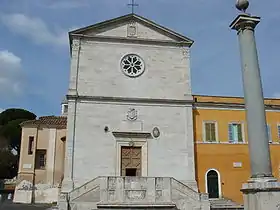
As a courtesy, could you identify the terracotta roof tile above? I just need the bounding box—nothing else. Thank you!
[21,116,67,129]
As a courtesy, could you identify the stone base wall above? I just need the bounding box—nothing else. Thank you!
[13,180,60,204]
[59,176,210,210]
[242,181,280,210]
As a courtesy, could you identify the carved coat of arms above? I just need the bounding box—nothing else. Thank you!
[127,108,137,121]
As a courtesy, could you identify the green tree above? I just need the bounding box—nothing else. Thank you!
[0,108,36,153]
[0,108,36,178]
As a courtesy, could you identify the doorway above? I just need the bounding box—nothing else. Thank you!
[121,146,141,176]
[125,168,137,176]
[206,170,220,199]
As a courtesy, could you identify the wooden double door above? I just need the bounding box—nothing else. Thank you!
[121,146,141,176]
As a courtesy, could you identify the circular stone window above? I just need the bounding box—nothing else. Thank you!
[121,54,145,77]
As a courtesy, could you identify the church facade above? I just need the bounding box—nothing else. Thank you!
[60,13,207,210]
[12,14,280,209]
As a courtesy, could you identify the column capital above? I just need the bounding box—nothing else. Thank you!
[230,14,260,32]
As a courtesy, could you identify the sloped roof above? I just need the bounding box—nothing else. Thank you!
[69,13,194,45]
[21,116,67,129]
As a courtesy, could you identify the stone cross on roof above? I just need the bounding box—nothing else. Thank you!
[127,0,139,14]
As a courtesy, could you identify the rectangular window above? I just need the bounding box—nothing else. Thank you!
[63,104,68,114]
[28,136,34,155]
[204,122,217,142]
[266,124,272,143]
[228,123,243,143]
[35,150,46,169]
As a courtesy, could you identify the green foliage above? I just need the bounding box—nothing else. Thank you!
[0,119,28,151]
[0,137,18,179]
[0,108,36,178]
[0,148,17,179]
[0,108,36,151]
[0,108,36,126]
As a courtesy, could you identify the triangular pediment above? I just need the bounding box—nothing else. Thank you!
[69,14,193,45]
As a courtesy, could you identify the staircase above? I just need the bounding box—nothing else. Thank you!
[210,198,243,210]
[59,176,211,210]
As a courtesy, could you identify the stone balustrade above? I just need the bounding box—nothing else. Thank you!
[59,176,210,210]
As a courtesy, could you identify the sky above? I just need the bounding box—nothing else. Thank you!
[0,0,279,117]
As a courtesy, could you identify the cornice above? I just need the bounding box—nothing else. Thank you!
[230,14,261,32]
[71,34,191,47]
[112,131,152,138]
[66,94,193,106]
[193,102,280,111]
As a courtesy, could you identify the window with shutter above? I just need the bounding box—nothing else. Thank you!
[237,124,243,142]
[228,124,234,143]
[204,122,216,142]
[229,123,243,143]
[277,125,280,140]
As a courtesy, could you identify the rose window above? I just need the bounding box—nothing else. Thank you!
[121,54,145,77]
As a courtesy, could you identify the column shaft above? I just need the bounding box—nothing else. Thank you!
[237,25,272,178]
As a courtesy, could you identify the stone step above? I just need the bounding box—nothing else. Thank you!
[210,198,243,210]
[97,203,177,209]
[211,208,243,210]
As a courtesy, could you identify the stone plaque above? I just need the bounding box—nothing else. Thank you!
[23,164,32,169]
[126,190,146,200]
[120,120,142,131]
[233,162,242,168]
[127,22,137,37]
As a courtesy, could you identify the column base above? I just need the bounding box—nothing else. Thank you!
[241,179,280,210]
[247,176,277,183]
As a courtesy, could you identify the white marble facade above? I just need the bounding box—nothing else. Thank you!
[62,14,197,194]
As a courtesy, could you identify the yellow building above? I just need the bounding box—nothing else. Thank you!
[13,95,280,207]
[13,116,67,204]
[193,95,280,205]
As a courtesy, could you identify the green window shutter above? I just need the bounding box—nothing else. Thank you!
[228,124,234,143]
[237,124,243,142]
[205,123,211,142]
[210,123,216,142]
[205,123,216,142]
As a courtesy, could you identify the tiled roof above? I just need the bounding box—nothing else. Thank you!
[20,116,67,129]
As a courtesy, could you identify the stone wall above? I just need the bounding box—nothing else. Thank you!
[13,180,60,204]
[69,39,192,101]
[66,100,196,190]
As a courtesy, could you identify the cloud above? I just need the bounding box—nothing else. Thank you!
[42,1,89,9]
[0,108,4,113]
[0,50,23,97]
[1,13,68,46]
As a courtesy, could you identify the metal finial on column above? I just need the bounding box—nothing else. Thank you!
[235,0,249,13]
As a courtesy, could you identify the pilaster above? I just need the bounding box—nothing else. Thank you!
[61,37,81,193]
[46,128,57,185]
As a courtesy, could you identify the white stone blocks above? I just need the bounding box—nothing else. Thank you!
[69,40,192,101]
